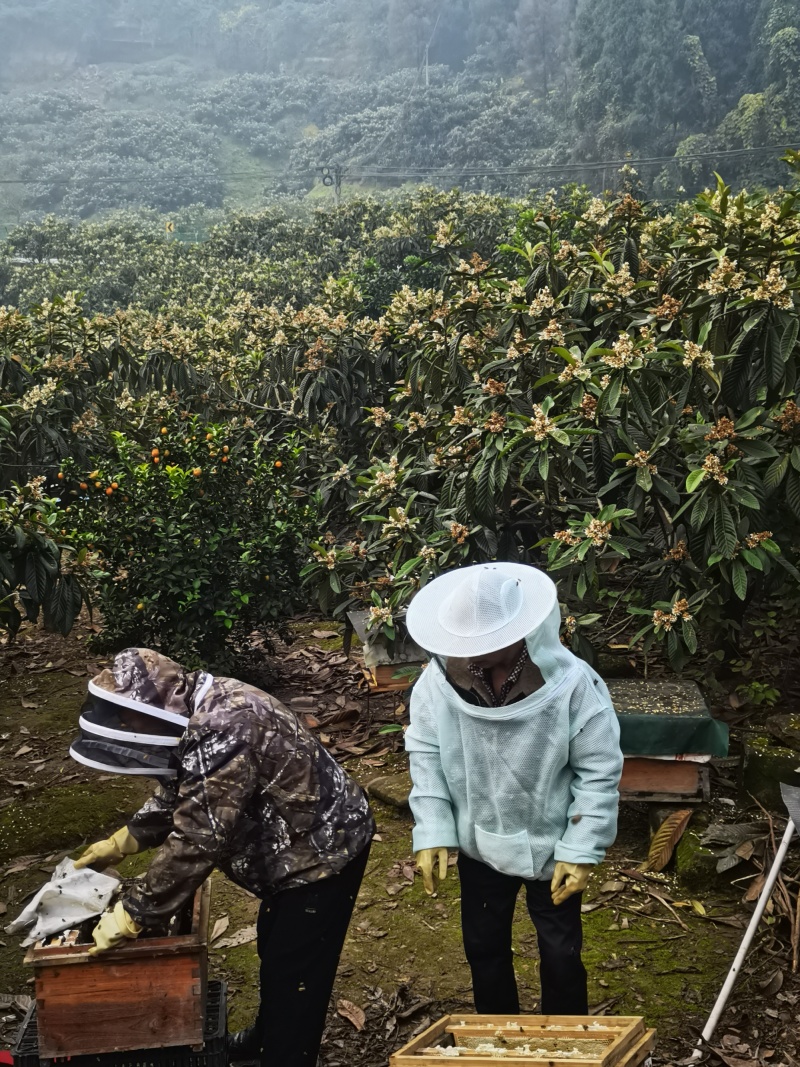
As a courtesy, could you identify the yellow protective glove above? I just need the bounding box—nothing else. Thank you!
[415,847,449,896]
[550,861,593,906]
[89,901,142,956]
[74,827,140,871]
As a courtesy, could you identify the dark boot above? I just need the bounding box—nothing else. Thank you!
[228,1025,261,1063]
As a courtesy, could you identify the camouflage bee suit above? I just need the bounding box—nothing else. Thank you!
[97,649,374,928]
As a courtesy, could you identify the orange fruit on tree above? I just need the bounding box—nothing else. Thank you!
[105,487,113,496]
[193,467,202,477]
[153,456,160,464]
[222,445,229,454]
[221,455,229,463]
[95,481,102,488]
[57,472,64,480]
[274,460,282,468]
[206,432,213,440]
[161,426,168,434]
[111,482,118,489]
[151,448,159,457]
[79,482,88,490]
[136,602,144,610]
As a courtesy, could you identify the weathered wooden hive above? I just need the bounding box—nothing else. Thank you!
[24,881,210,1059]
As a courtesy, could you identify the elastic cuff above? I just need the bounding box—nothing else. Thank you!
[411,829,459,852]
[553,842,602,865]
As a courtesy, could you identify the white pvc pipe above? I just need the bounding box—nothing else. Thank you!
[690,819,796,1060]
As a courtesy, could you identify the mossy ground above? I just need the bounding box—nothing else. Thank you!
[0,662,766,1063]
[286,620,347,654]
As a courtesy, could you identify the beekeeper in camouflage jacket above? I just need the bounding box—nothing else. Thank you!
[73,648,374,1067]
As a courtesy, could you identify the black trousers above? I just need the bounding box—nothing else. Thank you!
[457,852,588,1015]
[256,844,371,1067]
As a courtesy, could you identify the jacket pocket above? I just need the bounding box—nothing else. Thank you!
[474,825,535,879]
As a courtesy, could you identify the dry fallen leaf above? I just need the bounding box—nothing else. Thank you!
[20,699,40,710]
[336,998,366,1031]
[759,968,784,995]
[744,874,766,902]
[212,924,257,949]
[639,809,693,873]
[711,1049,757,1067]
[598,880,626,894]
[312,630,339,639]
[210,916,230,944]
[14,746,33,758]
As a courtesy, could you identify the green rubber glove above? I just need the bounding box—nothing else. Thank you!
[415,847,449,896]
[550,861,593,905]
[89,901,142,956]
[74,827,140,871]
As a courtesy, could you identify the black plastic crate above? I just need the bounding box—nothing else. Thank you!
[13,981,227,1067]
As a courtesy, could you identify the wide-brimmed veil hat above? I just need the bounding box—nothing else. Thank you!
[405,562,557,658]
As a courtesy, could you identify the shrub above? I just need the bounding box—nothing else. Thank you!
[295,177,800,668]
[65,419,317,668]
[0,477,87,638]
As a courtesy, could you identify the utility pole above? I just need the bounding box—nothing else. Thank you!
[425,44,429,87]
[333,165,343,207]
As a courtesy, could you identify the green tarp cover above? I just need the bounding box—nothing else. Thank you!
[608,679,729,757]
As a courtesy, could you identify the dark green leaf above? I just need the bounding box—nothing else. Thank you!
[714,501,738,558]
[764,454,789,492]
[787,471,800,521]
[731,559,748,600]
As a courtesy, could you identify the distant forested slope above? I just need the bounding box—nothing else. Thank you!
[0,0,799,225]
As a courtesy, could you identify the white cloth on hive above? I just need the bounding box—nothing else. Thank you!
[5,858,119,947]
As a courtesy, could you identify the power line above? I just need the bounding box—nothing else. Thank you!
[0,141,796,190]
[345,142,800,181]
[0,172,277,186]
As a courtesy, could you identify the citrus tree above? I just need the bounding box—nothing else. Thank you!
[64,418,317,667]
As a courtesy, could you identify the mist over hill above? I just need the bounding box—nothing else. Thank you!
[0,0,798,228]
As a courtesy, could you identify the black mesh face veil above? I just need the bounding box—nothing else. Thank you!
[69,735,178,777]
[70,690,185,779]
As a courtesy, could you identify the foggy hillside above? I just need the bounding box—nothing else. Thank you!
[0,0,798,228]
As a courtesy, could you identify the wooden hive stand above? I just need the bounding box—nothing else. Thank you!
[24,880,211,1059]
[390,1014,656,1066]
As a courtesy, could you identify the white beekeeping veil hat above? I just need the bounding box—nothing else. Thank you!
[405,562,557,658]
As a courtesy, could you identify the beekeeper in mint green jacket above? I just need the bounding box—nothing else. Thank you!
[405,562,622,1016]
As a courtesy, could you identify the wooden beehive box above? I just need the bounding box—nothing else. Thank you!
[390,1015,656,1065]
[25,880,210,1059]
